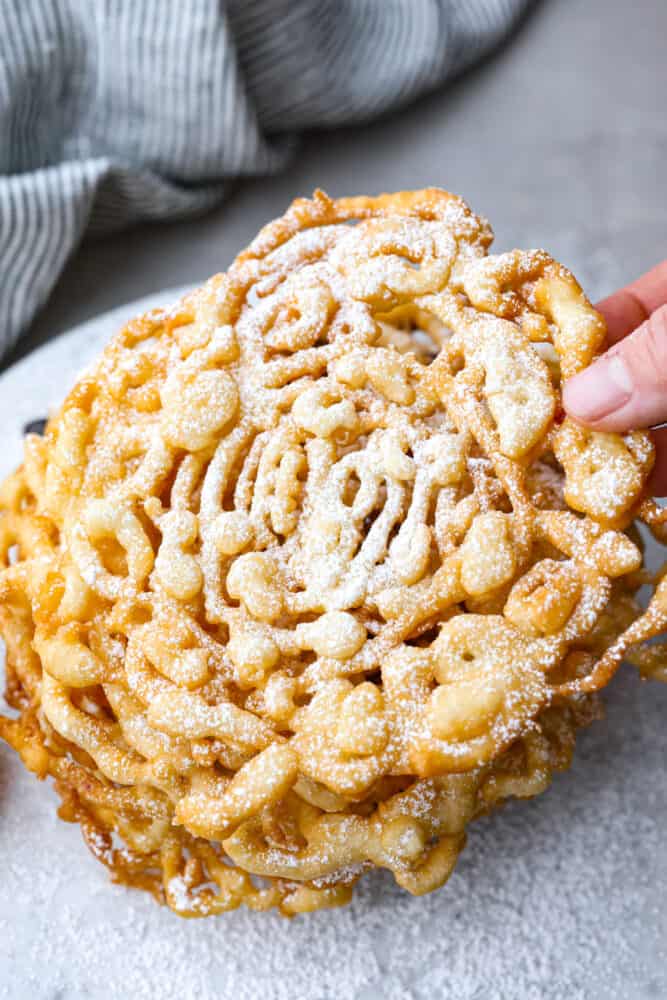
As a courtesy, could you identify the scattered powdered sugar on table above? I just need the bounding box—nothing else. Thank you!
[1,291,666,1000]
[2,667,667,1000]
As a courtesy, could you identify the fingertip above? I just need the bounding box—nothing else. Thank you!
[561,375,590,423]
[562,355,634,428]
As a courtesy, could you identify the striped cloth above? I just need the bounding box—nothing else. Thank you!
[0,0,531,359]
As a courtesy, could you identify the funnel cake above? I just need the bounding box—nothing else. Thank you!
[2,189,666,917]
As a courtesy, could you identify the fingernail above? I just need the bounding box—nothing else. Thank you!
[563,354,634,421]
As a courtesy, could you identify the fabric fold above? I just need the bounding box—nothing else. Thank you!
[0,0,531,358]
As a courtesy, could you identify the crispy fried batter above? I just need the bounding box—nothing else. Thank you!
[1,188,666,917]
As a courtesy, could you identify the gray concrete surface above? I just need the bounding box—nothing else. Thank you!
[4,0,667,372]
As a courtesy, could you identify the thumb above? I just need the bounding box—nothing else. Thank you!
[563,302,667,431]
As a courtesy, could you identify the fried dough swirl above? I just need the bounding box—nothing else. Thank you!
[2,189,666,916]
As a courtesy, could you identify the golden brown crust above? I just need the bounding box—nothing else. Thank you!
[1,188,665,917]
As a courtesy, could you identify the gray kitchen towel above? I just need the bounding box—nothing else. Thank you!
[0,0,531,359]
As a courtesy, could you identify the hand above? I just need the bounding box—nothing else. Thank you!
[562,260,667,496]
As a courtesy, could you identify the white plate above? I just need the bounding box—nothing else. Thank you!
[1,293,666,1000]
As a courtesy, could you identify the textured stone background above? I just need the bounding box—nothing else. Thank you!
[1,1,667,998]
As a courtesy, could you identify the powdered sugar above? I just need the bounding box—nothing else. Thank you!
[1,277,666,999]
[2,665,667,999]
